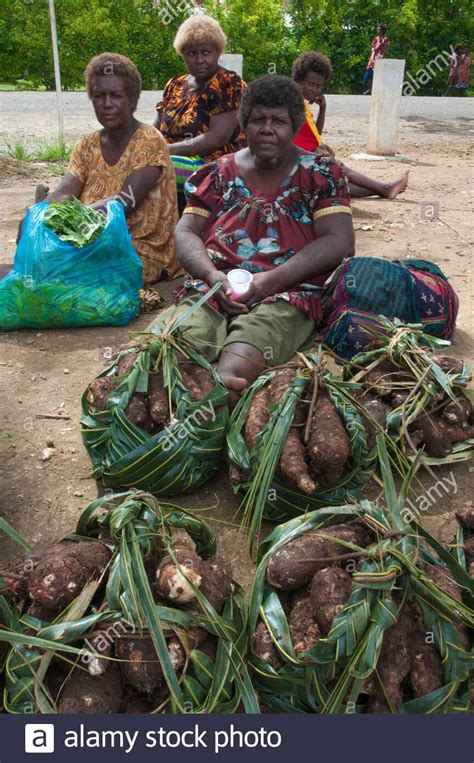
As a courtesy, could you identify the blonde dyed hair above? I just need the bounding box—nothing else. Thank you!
[173,14,227,57]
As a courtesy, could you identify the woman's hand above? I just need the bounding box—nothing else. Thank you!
[205,270,250,316]
[237,271,278,306]
[315,94,326,111]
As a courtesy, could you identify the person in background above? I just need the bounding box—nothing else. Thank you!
[293,51,409,200]
[446,44,471,96]
[154,14,245,210]
[363,25,389,94]
[41,53,180,285]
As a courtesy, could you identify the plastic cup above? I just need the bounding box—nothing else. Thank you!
[227,269,253,299]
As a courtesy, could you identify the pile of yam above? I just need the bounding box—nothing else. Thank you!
[235,352,473,497]
[1,527,234,713]
[252,514,473,712]
[86,347,216,435]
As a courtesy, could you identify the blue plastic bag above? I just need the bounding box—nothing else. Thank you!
[0,201,143,330]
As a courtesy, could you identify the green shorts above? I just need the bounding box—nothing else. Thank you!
[148,290,317,367]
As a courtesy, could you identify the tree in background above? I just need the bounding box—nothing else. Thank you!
[0,0,471,94]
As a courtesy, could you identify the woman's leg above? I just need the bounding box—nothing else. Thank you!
[343,165,410,200]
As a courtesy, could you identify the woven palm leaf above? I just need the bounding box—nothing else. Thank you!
[81,287,230,495]
[248,439,473,714]
[0,491,258,714]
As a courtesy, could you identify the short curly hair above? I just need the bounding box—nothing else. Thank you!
[239,75,305,133]
[292,51,332,83]
[84,53,142,105]
[173,14,227,57]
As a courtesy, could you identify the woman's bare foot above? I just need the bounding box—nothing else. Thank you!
[35,184,50,203]
[382,171,410,200]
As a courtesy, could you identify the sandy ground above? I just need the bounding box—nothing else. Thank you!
[0,104,473,589]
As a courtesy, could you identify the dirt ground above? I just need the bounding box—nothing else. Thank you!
[0,113,473,589]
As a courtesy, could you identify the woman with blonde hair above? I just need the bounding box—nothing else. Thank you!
[155,14,245,205]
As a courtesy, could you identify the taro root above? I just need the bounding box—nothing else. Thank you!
[366,605,412,712]
[288,591,320,654]
[116,636,164,698]
[58,663,123,713]
[87,625,114,677]
[195,636,218,662]
[309,567,353,636]
[197,558,233,614]
[432,355,465,376]
[442,394,472,426]
[115,352,137,378]
[307,391,350,486]
[358,396,392,450]
[409,617,443,698]
[1,548,50,600]
[86,377,115,412]
[29,541,111,613]
[363,360,408,397]
[167,637,186,672]
[147,370,169,427]
[125,392,151,428]
[360,397,392,451]
[455,505,474,530]
[413,413,454,457]
[266,524,369,591]
[155,544,203,604]
[252,621,282,668]
[244,384,270,453]
[122,694,154,713]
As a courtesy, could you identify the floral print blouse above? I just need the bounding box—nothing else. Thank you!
[156,67,246,162]
[181,151,352,320]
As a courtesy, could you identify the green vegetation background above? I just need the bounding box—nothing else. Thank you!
[0,0,472,94]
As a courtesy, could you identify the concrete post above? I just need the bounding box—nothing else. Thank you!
[219,54,243,77]
[367,59,406,155]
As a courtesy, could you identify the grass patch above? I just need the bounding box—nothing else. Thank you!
[1,139,72,163]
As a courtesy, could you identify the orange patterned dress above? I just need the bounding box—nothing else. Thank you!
[68,124,182,284]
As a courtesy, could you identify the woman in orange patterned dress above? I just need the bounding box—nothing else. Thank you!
[154,15,245,201]
[44,53,181,285]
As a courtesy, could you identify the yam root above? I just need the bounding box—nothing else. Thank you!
[426,564,469,650]
[278,428,316,495]
[266,524,369,591]
[29,541,111,613]
[116,636,163,698]
[155,544,203,604]
[455,505,474,530]
[307,391,350,486]
[409,620,443,699]
[116,352,137,378]
[252,621,282,668]
[58,663,123,713]
[366,604,412,712]
[309,567,353,636]
[179,363,214,401]
[244,384,270,453]
[288,592,320,654]
[269,368,296,404]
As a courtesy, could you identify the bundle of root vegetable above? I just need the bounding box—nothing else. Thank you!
[81,307,229,495]
[0,492,257,714]
[228,322,473,550]
[343,319,473,464]
[249,440,474,713]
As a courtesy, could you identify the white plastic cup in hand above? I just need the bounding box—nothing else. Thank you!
[227,269,253,300]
